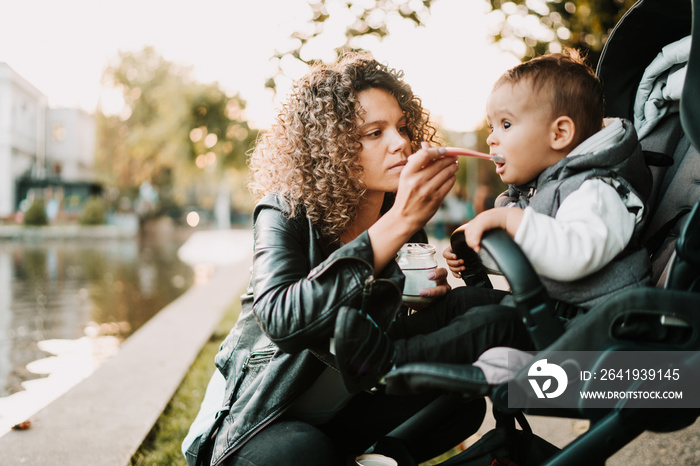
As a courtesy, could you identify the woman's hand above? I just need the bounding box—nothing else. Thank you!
[404,267,451,311]
[392,143,459,233]
[420,267,451,298]
[368,144,458,272]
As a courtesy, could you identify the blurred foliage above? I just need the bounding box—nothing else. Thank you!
[267,0,435,90]
[15,248,47,284]
[487,0,637,67]
[96,47,258,219]
[272,0,634,89]
[23,199,48,226]
[79,196,107,225]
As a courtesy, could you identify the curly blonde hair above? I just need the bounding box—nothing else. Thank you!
[248,52,439,241]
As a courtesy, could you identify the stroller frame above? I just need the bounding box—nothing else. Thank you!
[384,0,700,464]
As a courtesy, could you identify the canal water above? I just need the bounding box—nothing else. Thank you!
[0,231,194,419]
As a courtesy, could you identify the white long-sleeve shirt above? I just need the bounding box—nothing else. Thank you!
[514,178,640,281]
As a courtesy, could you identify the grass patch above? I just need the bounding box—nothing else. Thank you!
[131,298,242,466]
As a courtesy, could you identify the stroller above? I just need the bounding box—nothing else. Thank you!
[380,0,700,464]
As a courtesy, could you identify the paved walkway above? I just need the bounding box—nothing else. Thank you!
[0,229,254,465]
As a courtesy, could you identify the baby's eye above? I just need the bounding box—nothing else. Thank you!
[488,125,494,133]
[503,121,511,130]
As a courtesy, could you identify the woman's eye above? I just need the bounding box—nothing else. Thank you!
[364,130,381,138]
[399,125,408,134]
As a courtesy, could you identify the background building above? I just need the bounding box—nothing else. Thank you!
[0,63,96,220]
[45,108,95,182]
[0,63,47,218]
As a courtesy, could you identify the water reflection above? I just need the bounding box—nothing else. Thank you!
[0,233,194,399]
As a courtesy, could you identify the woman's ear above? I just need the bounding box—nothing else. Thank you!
[550,116,575,151]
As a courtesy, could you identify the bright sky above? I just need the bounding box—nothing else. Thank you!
[0,0,519,132]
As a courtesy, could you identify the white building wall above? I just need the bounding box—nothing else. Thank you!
[0,69,11,217]
[0,63,95,218]
[0,63,48,217]
[45,108,95,182]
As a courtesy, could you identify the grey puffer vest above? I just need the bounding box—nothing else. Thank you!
[496,119,653,310]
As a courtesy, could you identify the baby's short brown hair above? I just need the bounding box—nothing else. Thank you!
[495,49,605,147]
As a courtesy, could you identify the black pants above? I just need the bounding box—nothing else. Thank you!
[389,286,536,365]
[221,392,485,466]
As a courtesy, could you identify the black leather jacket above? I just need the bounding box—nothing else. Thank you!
[203,193,424,465]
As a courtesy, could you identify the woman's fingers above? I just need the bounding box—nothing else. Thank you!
[400,155,458,204]
[428,266,448,283]
[421,283,451,299]
[390,144,458,231]
[404,147,458,180]
[408,143,448,168]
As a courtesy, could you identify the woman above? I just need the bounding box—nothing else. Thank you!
[183,53,483,466]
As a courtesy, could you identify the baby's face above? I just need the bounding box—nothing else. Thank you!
[485,82,564,185]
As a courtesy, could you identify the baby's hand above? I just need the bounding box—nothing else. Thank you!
[443,245,465,279]
[464,208,524,252]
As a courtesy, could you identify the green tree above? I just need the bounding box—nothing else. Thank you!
[96,47,258,219]
[267,0,436,90]
[282,0,634,76]
[486,0,636,66]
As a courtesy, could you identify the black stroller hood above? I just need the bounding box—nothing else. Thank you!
[597,0,700,150]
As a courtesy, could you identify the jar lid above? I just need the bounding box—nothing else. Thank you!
[399,243,436,255]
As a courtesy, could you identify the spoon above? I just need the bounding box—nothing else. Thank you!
[444,147,505,164]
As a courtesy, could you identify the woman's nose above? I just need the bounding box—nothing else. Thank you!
[391,131,409,154]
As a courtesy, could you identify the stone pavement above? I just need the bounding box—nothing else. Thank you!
[0,229,254,465]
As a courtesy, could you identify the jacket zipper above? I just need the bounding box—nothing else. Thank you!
[243,347,276,366]
[364,274,375,296]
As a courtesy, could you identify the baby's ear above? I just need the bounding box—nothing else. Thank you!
[550,116,575,151]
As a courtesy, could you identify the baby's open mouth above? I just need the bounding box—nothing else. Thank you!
[490,154,505,164]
